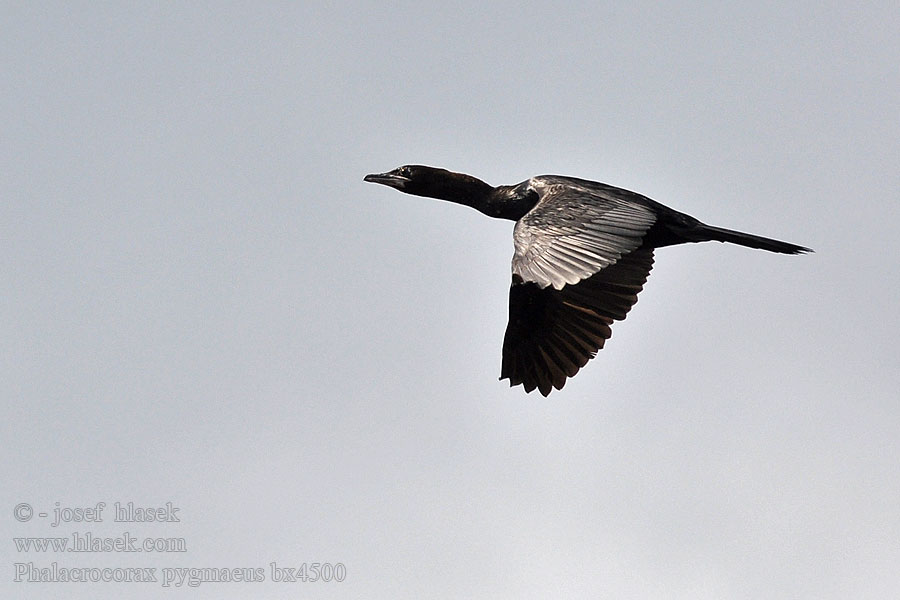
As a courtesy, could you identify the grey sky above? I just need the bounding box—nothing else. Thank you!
[3,2,898,598]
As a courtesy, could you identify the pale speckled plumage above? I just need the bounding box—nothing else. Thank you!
[512,177,657,290]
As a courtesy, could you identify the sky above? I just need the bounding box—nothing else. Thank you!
[2,2,898,598]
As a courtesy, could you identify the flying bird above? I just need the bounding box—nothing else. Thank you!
[364,165,811,396]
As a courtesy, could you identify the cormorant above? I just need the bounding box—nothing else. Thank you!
[364,165,811,396]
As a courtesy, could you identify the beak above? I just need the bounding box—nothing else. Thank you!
[364,172,409,188]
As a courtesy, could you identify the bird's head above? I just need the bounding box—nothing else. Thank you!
[364,164,495,203]
[364,165,453,197]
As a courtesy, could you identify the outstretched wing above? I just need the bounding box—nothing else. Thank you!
[503,177,659,395]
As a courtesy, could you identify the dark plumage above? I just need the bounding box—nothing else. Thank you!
[364,165,812,396]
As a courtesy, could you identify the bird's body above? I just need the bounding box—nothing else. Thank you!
[364,165,811,396]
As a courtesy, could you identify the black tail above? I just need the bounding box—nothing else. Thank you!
[696,224,812,255]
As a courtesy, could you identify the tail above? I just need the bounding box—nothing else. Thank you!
[695,224,813,255]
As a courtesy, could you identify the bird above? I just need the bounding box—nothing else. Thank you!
[364,165,812,396]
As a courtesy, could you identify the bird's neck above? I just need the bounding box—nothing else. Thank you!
[428,178,537,221]
[426,174,493,210]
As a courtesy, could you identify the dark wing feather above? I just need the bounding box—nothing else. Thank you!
[501,248,655,396]
[512,177,657,290]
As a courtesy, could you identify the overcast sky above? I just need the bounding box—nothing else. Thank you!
[3,2,898,599]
